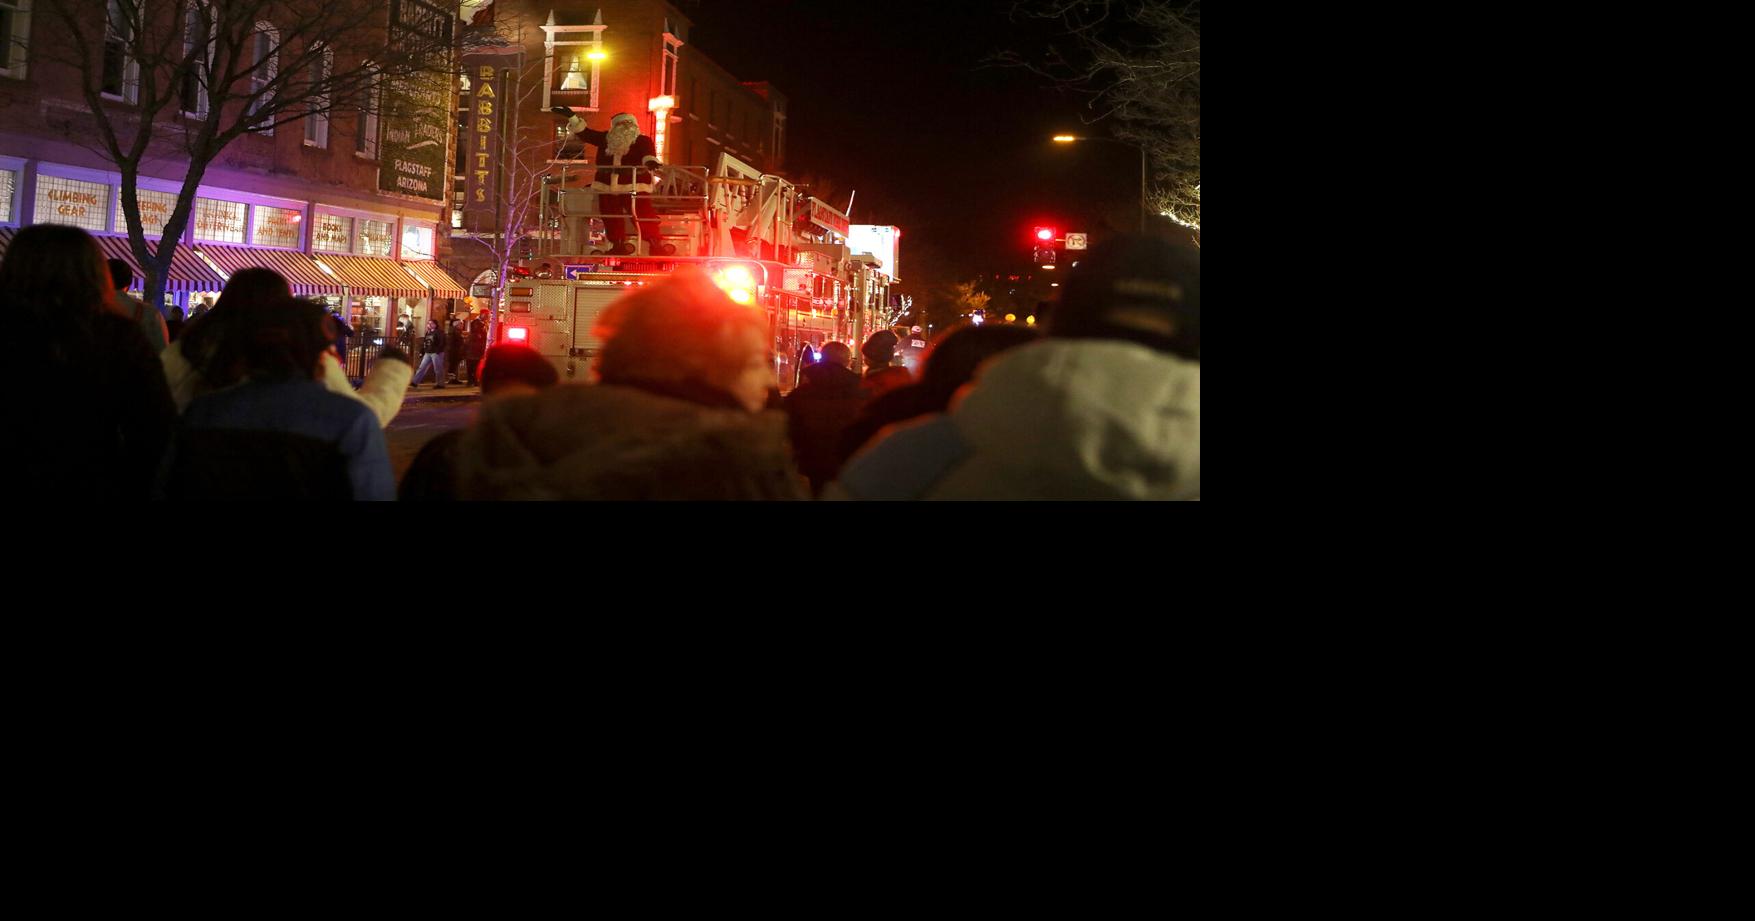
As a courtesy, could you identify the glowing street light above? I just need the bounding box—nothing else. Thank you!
[586,48,607,62]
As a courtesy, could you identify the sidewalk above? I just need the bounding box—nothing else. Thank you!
[403,383,482,403]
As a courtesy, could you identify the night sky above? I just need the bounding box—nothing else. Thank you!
[676,0,1144,311]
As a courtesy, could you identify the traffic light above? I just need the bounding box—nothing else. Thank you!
[1033,247,1057,267]
[1034,226,1057,243]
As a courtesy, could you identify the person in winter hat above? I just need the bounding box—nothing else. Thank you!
[833,234,1200,500]
[399,343,561,502]
[454,269,804,500]
[559,108,672,256]
[859,329,911,400]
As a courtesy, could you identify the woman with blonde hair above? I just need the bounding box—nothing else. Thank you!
[455,269,804,500]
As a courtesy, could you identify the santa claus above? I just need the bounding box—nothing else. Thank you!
[556,108,675,256]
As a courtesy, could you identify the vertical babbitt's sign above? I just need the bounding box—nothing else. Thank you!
[462,53,508,220]
[380,0,452,202]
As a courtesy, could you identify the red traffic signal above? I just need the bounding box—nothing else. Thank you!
[1034,226,1057,242]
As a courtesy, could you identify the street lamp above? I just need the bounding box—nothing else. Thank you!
[1052,135,1148,233]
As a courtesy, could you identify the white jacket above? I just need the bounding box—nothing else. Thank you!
[834,340,1200,500]
[160,342,412,428]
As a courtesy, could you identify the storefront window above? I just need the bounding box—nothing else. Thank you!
[192,197,246,243]
[118,188,178,238]
[36,174,110,233]
[0,169,14,222]
[252,204,303,248]
[401,224,434,260]
[360,219,393,257]
[312,212,354,253]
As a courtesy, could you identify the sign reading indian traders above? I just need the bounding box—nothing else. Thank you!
[379,0,453,202]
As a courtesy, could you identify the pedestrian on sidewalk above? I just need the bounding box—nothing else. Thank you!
[447,313,467,383]
[465,310,489,387]
[410,319,447,389]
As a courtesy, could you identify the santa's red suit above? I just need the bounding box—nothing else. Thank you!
[566,112,670,255]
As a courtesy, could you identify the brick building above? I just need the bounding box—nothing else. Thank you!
[449,1,788,281]
[0,0,469,353]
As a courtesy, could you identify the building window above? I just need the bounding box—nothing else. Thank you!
[252,204,302,248]
[192,197,246,243]
[312,212,354,253]
[546,30,602,111]
[118,187,177,238]
[662,38,679,98]
[1,0,30,79]
[401,224,434,260]
[36,174,110,232]
[247,22,279,131]
[355,68,380,158]
[451,191,464,229]
[179,2,212,117]
[0,168,16,222]
[359,219,393,257]
[304,45,332,148]
[102,0,139,103]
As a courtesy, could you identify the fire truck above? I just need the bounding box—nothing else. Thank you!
[499,152,893,392]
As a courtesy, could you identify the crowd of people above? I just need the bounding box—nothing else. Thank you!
[6,222,1199,501]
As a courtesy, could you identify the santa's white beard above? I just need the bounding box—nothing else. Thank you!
[606,125,638,157]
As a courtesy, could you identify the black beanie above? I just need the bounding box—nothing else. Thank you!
[862,329,899,363]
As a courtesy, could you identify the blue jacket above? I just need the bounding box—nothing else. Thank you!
[168,378,396,500]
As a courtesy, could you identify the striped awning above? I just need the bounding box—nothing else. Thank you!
[402,260,468,299]
[196,244,343,296]
[0,228,228,293]
[314,254,428,299]
[93,235,227,294]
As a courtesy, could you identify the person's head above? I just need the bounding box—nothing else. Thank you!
[861,329,899,369]
[0,224,115,332]
[427,319,439,331]
[1051,234,1199,360]
[607,112,640,154]
[593,268,772,412]
[106,259,133,293]
[178,267,295,381]
[169,305,186,321]
[236,297,335,381]
[918,323,1042,409]
[478,343,561,398]
[213,267,294,314]
[200,296,214,308]
[819,341,854,369]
